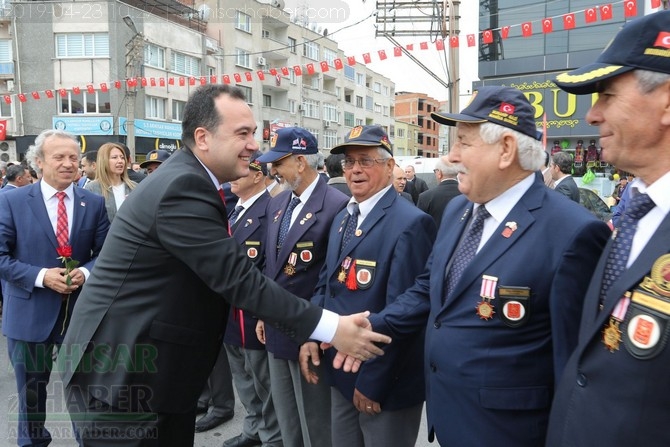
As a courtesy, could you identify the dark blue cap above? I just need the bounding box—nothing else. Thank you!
[431,86,542,141]
[257,127,318,163]
[249,150,268,176]
[330,125,393,155]
[139,149,170,168]
[556,11,670,95]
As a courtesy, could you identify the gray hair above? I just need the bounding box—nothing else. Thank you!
[634,70,670,94]
[24,145,40,174]
[32,129,80,162]
[303,153,321,170]
[479,122,544,171]
[434,159,459,177]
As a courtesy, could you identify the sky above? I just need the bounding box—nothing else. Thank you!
[281,0,479,102]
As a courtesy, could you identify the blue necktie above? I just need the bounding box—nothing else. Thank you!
[444,205,490,299]
[600,191,655,304]
[277,197,301,252]
[228,205,244,226]
[340,203,360,253]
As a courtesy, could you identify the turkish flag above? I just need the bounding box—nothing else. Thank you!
[450,36,459,48]
[652,0,661,8]
[293,65,302,76]
[306,63,315,74]
[501,26,510,39]
[394,46,402,56]
[140,78,147,87]
[542,18,553,34]
[223,75,230,84]
[406,43,414,51]
[127,79,137,88]
[168,78,175,85]
[45,90,54,98]
[100,83,108,92]
[347,56,356,66]
[521,22,533,37]
[269,68,278,76]
[210,75,217,84]
[189,77,196,86]
[600,4,613,21]
[378,49,387,60]
[585,8,597,23]
[281,66,289,76]
[482,30,493,44]
[563,13,576,30]
[59,88,67,97]
[334,58,343,69]
[435,39,444,50]
[320,61,329,72]
[178,77,185,86]
[200,76,207,85]
[467,34,476,47]
[18,93,27,103]
[256,71,265,81]
[159,78,166,87]
[624,1,637,18]
[233,73,242,82]
[73,86,81,94]
[3,96,10,104]
[150,78,156,87]
[362,53,371,64]
[31,91,40,100]
[0,119,6,141]
[244,72,252,81]
[114,81,122,89]
[420,41,428,50]
[653,32,670,49]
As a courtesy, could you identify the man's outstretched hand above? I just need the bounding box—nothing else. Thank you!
[330,311,390,370]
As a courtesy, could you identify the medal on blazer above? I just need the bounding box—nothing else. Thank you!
[338,257,352,283]
[603,293,631,352]
[476,275,498,320]
[284,252,297,276]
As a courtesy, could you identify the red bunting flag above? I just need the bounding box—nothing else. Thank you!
[624,0,637,17]
[256,71,265,81]
[501,26,510,39]
[378,49,387,60]
[600,4,613,21]
[450,35,459,47]
[347,56,356,66]
[467,34,476,47]
[73,86,81,94]
[652,0,661,7]
[334,59,343,69]
[126,79,137,88]
[420,41,428,50]
[406,43,414,51]
[18,93,27,102]
[293,65,302,76]
[269,68,278,76]
[393,46,402,57]
[159,78,166,87]
[306,63,315,74]
[0,119,6,140]
[320,61,329,72]
[45,90,54,98]
[189,77,196,86]
[521,22,533,37]
[210,75,217,84]
[149,78,156,87]
[86,84,95,93]
[362,53,371,64]
[31,91,40,100]
[542,18,553,33]
[177,77,184,86]
[3,95,10,104]
[114,80,122,89]
[281,66,290,76]
[223,75,230,84]
[200,76,207,85]
[140,78,147,87]
[482,30,493,44]
[233,73,242,82]
[585,7,597,23]
[563,13,576,29]
[100,83,108,92]
[435,39,444,50]
[59,88,67,97]
[168,77,175,85]
[244,72,253,81]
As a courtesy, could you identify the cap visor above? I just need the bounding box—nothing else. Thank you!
[430,111,487,127]
[330,142,383,154]
[554,64,633,94]
[256,151,292,163]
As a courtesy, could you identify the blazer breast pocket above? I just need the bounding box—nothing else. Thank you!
[5,284,30,300]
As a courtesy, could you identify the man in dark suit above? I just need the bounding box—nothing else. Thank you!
[220,152,278,447]
[300,125,436,446]
[417,158,462,227]
[0,130,110,446]
[0,164,31,192]
[325,153,351,197]
[340,87,610,446]
[256,127,349,447]
[403,165,428,203]
[392,165,414,203]
[547,11,670,446]
[551,151,580,202]
[60,85,390,446]
[78,151,96,188]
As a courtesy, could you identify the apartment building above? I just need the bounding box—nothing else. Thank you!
[394,91,440,158]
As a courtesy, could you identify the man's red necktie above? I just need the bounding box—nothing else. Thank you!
[55,191,69,247]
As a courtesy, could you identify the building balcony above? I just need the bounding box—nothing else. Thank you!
[0,62,14,78]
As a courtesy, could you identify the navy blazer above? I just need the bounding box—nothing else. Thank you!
[263,176,348,360]
[313,187,436,410]
[554,175,580,203]
[370,176,610,446]
[223,191,271,350]
[546,211,670,447]
[0,182,110,342]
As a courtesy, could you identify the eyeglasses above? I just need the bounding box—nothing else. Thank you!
[342,158,388,170]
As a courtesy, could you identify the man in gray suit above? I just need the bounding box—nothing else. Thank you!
[60,85,390,446]
[551,151,580,202]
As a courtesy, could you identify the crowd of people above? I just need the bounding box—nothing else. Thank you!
[0,9,669,447]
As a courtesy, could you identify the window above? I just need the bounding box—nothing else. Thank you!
[302,99,319,119]
[288,37,297,53]
[235,48,251,68]
[303,40,319,60]
[323,48,337,66]
[235,11,251,32]
[356,73,365,86]
[323,104,337,122]
[207,66,215,76]
[307,75,319,90]
[171,51,200,76]
[262,29,270,39]
[355,96,363,108]
[55,33,109,58]
[58,91,111,114]
[238,85,252,103]
[383,85,390,96]
[397,128,405,138]
[323,130,338,149]
[374,103,382,114]
[144,44,165,69]
[355,118,363,126]
[366,96,373,111]
[0,101,11,117]
[344,112,354,127]
[172,100,186,121]
[290,70,297,85]
[145,96,166,119]
[373,82,381,93]
[344,65,355,81]
[383,106,389,116]
[263,94,272,107]
[288,99,296,114]
[0,40,12,62]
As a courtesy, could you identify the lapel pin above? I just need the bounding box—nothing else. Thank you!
[460,207,471,221]
[502,222,517,238]
[273,210,282,222]
[80,201,86,207]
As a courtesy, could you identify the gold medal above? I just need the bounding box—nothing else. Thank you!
[602,317,622,352]
[284,264,296,276]
[338,269,346,283]
[476,300,495,320]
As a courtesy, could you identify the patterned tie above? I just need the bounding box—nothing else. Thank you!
[55,191,69,247]
[599,191,655,304]
[228,205,244,226]
[340,203,360,253]
[277,197,301,252]
[444,205,490,299]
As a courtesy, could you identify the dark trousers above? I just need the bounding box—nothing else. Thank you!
[198,341,235,417]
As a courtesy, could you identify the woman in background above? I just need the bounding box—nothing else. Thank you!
[85,142,136,222]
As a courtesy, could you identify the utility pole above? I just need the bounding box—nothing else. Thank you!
[123,16,143,162]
